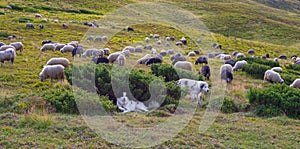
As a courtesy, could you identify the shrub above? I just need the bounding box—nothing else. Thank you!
[0,32,10,38]
[247,84,300,118]
[9,4,23,11]
[238,57,280,67]
[221,97,238,113]
[285,64,300,71]
[279,72,299,85]
[19,114,53,129]
[242,63,271,79]
[17,17,33,23]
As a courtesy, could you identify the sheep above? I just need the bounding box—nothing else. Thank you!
[127,27,134,32]
[157,40,162,45]
[224,60,237,67]
[122,49,130,57]
[248,49,255,55]
[159,50,167,57]
[166,36,171,41]
[290,55,297,60]
[137,54,151,64]
[266,53,270,58]
[151,48,157,54]
[271,67,283,72]
[165,42,170,47]
[135,46,143,53]
[117,54,126,66]
[274,58,278,63]
[146,57,162,65]
[220,64,233,83]
[169,36,175,41]
[62,23,68,28]
[41,18,47,22]
[167,49,174,55]
[123,46,135,53]
[174,61,192,71]
[144,45,152,50]
[172,56,186,65]
[26,23,34,29]
[261,55,267,59]
[216,54,231,60]
[0,48,16,66]
[212,44,222,49]
[42,40,53,45]
[208,53,214,58]
[153,34,160,39]
[39,24,44,29]
[86,36,94,41]
[35,14,42,18]
[264,70,284,84]
[72,46,84,57]
[103,48,110,55]
[81,49,95,58]
[54,19,59,23]
[67,41,78,48]
[93,57,109,64]
[194,50,200,55]
[187,51,196,57]
[200,65,210,80]
[92,49,104,58]
[196,39,202,44]
[39,65,65,83]
[40,43,56,52]
[102,36,108,42]
[235,53,245,59]
[95,36,102,42]
[9,42,23,53]
[176,41,183,46]
[290,79,300,89]
[154,54,163,61]
[232,51,238,57]
[171,53,181,61]
[279,55,287,60]
[149,34,154,38]
[108,52,121,63]
[0,45,15,51]
[195,56,208,65]
[60,45,75,53]
[145,37,150,43]
[0,42,5,47]
[46,58,70,69]
[233,60,247,71]
[295,61,300,65]
[180,37,187,45]
[54,43,65,51]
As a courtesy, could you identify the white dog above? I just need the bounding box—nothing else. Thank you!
[175,78,209,105]
[117,92,148,113]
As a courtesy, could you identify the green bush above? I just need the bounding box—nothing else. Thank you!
[151,64,204,82]
[9,4,23,11]
[285,64,300,71]
[242,63,271,79]
[17,17,33,23]
[221,97,239,113]
[238,57,280,67]
[279,72,299,85]
[0,32,9,38]
[247,84,300,118]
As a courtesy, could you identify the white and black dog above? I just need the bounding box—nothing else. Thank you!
[175,78,209,105]
[117,92,148,113]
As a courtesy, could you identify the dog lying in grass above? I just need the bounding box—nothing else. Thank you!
[175,78,209,105]
[117,92,148,113]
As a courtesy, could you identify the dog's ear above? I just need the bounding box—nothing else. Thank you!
[200,83,205,89]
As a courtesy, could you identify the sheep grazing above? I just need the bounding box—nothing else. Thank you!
[194,50,200,55]
[224,60,237,67]
[26,23,34,29]
[159,50,167,57]
[54,19,59,23]
[216,54,231,60]
[195,56,208,65]
[123,46,135,53]
[146,57,162,66]
[248,49,255,55]
[86,36,94,41]
[235,53,245,59]
[261,55,267,59]
[200,65,210,80]
[39,24,44,29]
[290,79,300,89]
[0,45,15,51]
[9,42,24,53]
[232,51,238,57]
[264,70,284,84]
[46,58,70,69]
[93,57,109,64]
[149,34,154,38]
[144,45,153,50]
[0,48,16,66]
[220,64,233,83]
[196,39,202,44]
[92,49,104,58]
[175,41,183,46]
[180,37,187,45]
[39,65,65,83]
[122,49,130,57]
[145,37,150,43]
[68,41,78,48]
[117,54,126,66]
[54,43,65,51]
[153,34,160,39]
[279,55,287,60]
[35,14,42,18]
[187,51,196,57]
[212,43,222,49]
[165,42,170,47]
[154,54,163,61]
[208,53,214,58]
[72,46,84,57]
[166,36,171,41]
[169,36,175,41]
[62,23,68,28]
[0,42,5,47]
[40,43,56,52]
[266,53,270,58]
[41,18,47,22]
[174,61,193,71]
[167,49,174,55]
[151,48,157,54]
[290,55,297,60]
[95,36,102,42]
[135,46,143,53]
[60,45,75,53]
[274,58,279,63]
[271,67,282,72]
[157,40,162,45]
[108,52,121,63]
[172,56,186,65]
[42,40,53,45]
[137,54,151,64]
[233,60,247,71]
[127,27,134,32]
[103,48,110,55]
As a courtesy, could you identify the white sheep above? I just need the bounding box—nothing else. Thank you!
[145,37,150,43]
[123,46,135,53]
[144,45,152,50]
[122,49,130,57]
[235,53,245,59]
[157,40,162,45]
[108,52,121,63]
[103,48,110,55]
[39,65,65,83]
[54,19,59,23]
[217,54,231,60]
[60,45,75,53]
[233,60,247,71]
[54,43,65,51]
[174,61,193,71]
[137,54,151,64]
[102,36,108,42]
[167,49,174,55]
[0,48,16,66]
[92,49,104,58]
[67,41,78,48]
[0,45,15,51]
[159,50,167,57]
[220,64,233,83]
[274,58,278,63]
[151,48,157,54]
[271,67,283,72]
[46,58,70,69]
[10,42,24,53]
[117,54,126,66]
[264,70,284,84]
[135,46,143,53]
[187,51,196,57]
[290,79,300,89]
[35,14,42,18]
[40,43,56,52]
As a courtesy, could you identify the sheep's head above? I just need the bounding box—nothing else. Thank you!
[280,79,284,84]
[39,73,46,82]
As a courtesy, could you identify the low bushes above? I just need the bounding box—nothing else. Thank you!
[241,63,271,79]
[238,57,280,67]
[247,84,300,118]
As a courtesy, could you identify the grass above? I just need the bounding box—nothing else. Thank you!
[0,0,299,148]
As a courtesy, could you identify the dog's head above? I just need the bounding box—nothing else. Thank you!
[117,92,129,105]
[200,82,209,93]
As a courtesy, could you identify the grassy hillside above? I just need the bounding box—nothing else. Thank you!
[0,0,299,148]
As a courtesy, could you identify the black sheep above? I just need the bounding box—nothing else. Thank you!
[146,58,162,65]
[195,56,208,65]
[93,57,109,64]
[127,27,134,32]
[42,40,52,45]
[279,55,287,60]
[200,65,211,80]
[224,60,236,67]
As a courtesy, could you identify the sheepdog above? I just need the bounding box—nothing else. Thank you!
[117,92,148,113]
[175,78,209,105]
